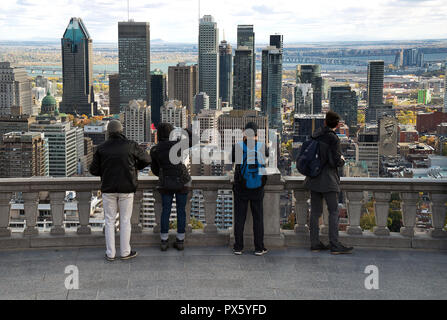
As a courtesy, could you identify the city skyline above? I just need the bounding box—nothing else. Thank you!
[1,0,447,43]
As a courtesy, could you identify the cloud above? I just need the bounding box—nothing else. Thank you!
[1,0,446,43]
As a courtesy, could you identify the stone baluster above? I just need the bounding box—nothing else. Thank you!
[76,191,92,235]
[400,192,419,237]
[131,190,143,233]
[203,189,218,233]
[153,189,162,233]
[294,190,309,233]
[373,192,391,236]
[0,192,12,237]
[346,191,364,235]
[430,192,447,238]
[50,191,66,235]
[23,192,39,236]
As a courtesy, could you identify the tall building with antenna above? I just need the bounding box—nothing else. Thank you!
[198,15,219,109]
[60,17,96,116]
[118,20,151,111]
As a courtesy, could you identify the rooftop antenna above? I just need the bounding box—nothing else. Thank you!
[127,0,130,21]
[223,29,225,41]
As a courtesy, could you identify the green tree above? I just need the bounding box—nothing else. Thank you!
[281,212,295,230]
[360,212,375,231]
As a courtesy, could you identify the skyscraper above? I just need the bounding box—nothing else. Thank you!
[60,18,95,116]
[219,40,233,106]
[123,100,151,144]
[261,46,283,129]
[29,118,80,177]
[118,21,151,111]
[108,74,120,115]
[0,62,32,116]
[294,84,313,114]
[296,64,323,114]
[161,100,187,129]
[366,60,384,123]
[194,92,209,114]
[329,86,358,130]
[150,69,167,127]
[237,25,255,109]
[233,46,254,110]
[168,63,198,114]
[0,132,49,178]
[198,15,219,110]
[270,34,283,51]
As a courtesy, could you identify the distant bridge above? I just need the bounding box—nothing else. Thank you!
[283,56,368,66]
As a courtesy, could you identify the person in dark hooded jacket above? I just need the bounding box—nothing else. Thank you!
[89,119,151,261]
[150,123,193,251]
[303,111,353,254]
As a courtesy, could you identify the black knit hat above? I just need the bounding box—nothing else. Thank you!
[245,122,258,136]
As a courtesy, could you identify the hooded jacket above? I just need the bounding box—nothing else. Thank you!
[89,133,151,193]
[303,126,345,193]
[150,130,192,194]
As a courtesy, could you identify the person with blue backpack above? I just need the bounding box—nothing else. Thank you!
[231,122,269,256]
[298,111,353,254]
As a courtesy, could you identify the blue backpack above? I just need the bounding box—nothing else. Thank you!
[297,138,322,177]
[239,141,266,189]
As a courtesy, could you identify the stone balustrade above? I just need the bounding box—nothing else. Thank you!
[0,175,446,250]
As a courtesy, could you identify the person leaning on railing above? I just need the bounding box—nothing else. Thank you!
[303,111,353,255]
[89,119,151,262]
[150,123,193,252]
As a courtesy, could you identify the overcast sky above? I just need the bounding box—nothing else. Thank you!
[1,0,446,43]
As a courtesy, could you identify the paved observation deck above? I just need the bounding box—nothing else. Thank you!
[0,246,446,300]
[0,175,446,299]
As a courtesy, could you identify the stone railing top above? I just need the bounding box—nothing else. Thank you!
[284,176,447,193]
[0,176,446,193]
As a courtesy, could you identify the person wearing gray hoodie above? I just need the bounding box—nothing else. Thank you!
[304,111,353,254]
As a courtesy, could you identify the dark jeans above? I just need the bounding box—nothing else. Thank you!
[233,195,264,252]
[160,192,188,235]
[310,191,340,247]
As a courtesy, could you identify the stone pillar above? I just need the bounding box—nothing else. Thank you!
[430,192,447,238]
[23,192,39,236]
[346,191,364,235]
[50,191,66,235]
[294,190,309,233]
[262,174,285,247]
[203,189,218,233]
[153,189,162,234]
[373,192,391,236]
[131,190,143,233]
[0,192,12,237]
[76,191,91,235]
[400,192,419,237]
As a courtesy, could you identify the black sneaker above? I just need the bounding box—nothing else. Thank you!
[121,251,138,260]
[311,242,330,252]
[254,248,268,256]
[233,248,243,255]
[105,254,115,262]
[160,240,169,251]
[330,243,353,255]
[173,239,184,251]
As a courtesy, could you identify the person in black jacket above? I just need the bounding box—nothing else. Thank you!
[89,120,151,261]
[304,111,353,254]
[231,122,269,256]
[150,123,193,251]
